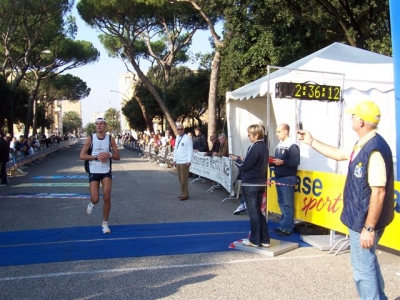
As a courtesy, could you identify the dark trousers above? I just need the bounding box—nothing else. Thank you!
[242,185,270,245]
[0,161,8,184]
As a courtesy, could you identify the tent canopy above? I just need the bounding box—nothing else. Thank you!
[226,43,395,175]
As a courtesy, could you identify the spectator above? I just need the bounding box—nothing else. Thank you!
[204,134,220,156]
[16,136,30,156]
[161,131,169,147]
[9,137,17,164]
[169,133,176,151]
[0,131,10,186]
[233,125,269,215]
[230,124,270,248]
[28,136,39,154]
[193,127,207,153]
[216,134,229,157]
[273,123,300,236]
[153,133,161,154]
[298,100,393,299]
[173,124,193,201]
[116,133,121,148]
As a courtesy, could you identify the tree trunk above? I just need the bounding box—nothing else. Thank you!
[24,97,34,137]
[207,50,221,138]
[130,60,178,135]
[24,78,41,137]
[6,118,13,137]
[134,95,154,133]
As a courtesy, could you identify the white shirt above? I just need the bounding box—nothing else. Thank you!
[173,134,193,164]
[89,134,111,174]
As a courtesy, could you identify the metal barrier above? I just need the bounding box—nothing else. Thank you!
[6,138,78,174]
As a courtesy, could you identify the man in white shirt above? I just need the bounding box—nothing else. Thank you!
[173,124,193,200]
[80,117,120,234]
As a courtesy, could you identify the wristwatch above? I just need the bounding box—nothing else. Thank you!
[94,155,98,161]
[364,226,374,232]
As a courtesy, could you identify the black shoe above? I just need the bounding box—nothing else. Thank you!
[278,230,294,237]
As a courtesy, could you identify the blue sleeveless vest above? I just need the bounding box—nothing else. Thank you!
[341,134,394,232]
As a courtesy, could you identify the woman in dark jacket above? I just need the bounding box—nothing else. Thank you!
[230,124,270,247]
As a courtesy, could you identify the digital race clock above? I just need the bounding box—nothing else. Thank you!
[275,82,341,101]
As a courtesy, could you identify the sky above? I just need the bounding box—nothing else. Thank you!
[67,4,220,125]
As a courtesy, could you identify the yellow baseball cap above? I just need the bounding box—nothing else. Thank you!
[346,100,381,125]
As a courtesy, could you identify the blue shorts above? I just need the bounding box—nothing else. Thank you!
[89,171,112,183]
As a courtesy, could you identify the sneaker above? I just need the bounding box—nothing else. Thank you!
[102,222,111,234]
[261,243,270,248]
[278,230,294,237]
[87,202,95,215]
[273,228,283,233]
[0,183,7,187]
[233,203,247,215]
[242,239,258,247]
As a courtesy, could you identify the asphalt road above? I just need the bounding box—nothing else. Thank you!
[0,140,399,300]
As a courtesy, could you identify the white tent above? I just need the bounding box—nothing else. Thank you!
[226,42,395,175]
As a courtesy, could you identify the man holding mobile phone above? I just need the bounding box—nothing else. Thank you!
[273,123,300,236]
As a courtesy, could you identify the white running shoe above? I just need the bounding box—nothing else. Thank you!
[102,222,111,234]
[242,239,258,247]
[87,202,95,215]
[233,203,247,215]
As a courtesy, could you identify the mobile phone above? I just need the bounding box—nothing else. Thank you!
[298,122,303,131]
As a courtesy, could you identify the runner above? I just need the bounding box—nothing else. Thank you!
[79,117,120,233]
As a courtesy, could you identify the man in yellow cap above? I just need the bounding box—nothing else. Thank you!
[298,100,394,300]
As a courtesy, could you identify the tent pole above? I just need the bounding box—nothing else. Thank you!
[389,0,400,181]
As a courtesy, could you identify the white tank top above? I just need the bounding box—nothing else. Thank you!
[89,134,111,174]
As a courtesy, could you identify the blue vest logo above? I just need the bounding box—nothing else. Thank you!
[354,162,363,178]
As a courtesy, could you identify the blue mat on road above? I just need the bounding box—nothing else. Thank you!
[0,221,310,266]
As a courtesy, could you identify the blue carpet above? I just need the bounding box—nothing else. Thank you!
[0,221,310,266]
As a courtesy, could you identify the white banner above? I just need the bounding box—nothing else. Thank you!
[190,153,234,195]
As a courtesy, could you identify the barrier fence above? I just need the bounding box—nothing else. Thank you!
[189,153,235,196]
[6,138,78,174]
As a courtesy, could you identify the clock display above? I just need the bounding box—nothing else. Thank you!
[275,82,341,101]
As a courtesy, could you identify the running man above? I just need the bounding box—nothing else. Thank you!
[79,117,120,233]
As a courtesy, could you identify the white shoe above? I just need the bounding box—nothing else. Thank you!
[242,239,258,247]
[87,202,95,215]
[102,222,111,234]
[233,203,247,215]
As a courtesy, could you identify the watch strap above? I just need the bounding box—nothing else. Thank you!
[364,226,374,232]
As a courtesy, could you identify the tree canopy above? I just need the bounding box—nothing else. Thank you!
[78,0,208,135]
[0,0,99,136]
[123,66,209,131]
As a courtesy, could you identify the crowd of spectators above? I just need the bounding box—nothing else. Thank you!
[1,131,76,181]
[121,127,229,161]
